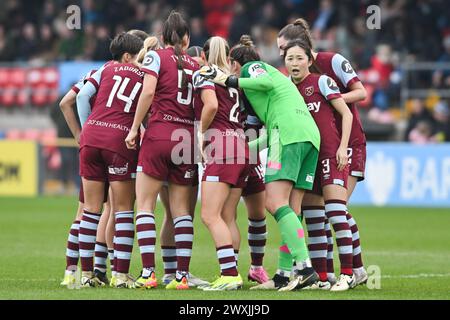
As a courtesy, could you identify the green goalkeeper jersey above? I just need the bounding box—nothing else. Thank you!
[240,61,320,150]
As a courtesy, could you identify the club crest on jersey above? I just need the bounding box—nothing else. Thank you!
[305,86,314,96]
[327,77,339,91]
[341,60,354,74]
[249,63,266,78]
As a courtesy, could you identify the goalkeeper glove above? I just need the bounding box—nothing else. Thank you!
[199,64,239,88]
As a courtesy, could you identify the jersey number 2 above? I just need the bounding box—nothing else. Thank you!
[107,75,142,112]
[228,88,240,123]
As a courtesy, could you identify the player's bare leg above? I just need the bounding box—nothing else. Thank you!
[346,175,367,285]
[221,188,242,260]
[323,184,355,291]
[243,191,269,284]
[201,181,242,290]
[301,193,330,290]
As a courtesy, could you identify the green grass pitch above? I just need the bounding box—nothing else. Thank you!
[0,196,449,300]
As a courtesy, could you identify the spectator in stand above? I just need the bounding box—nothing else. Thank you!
[432,34,450,88]
[37,24,57,62]
[408,120,437,144]
[17,23,39,61]
[431,100,450,142]
[404,98,434,141]
[189,17,209,47]
[92,25,111,61]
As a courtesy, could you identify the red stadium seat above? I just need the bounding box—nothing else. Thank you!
[6,129,23,140]
[31,84,49,107]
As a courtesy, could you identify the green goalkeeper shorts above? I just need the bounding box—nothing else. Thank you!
[265,141,318,190]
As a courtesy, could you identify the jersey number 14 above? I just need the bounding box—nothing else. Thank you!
[107,75,142,112]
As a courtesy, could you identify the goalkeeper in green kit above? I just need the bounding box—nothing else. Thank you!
[200,35,321,291]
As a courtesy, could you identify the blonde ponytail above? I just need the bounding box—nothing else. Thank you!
[205,36,230,73]
[137,36,161,64]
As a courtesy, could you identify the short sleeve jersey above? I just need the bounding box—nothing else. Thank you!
[141,47,199,140]
[80,63,144,161]
[296,73,342,160]
[315,52,366,146]
[192,70,248,160]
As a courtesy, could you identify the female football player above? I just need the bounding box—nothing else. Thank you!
[193,36,252,290]
[77,32,144,288]
[285,39,355,291]
[125,11,199,290]
[200,35,320,291]
[277,18,368,286]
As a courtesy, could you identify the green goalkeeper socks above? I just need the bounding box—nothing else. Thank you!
[274,205,310,263]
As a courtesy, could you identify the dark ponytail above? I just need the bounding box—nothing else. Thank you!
[162,11,190,89]
[278,18,313,49]
[229,35,260,67]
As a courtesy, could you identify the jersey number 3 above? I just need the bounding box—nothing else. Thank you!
[107,75,142,112]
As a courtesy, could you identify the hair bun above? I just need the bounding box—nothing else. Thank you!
[239,35,254,47]
[293,18,309,29]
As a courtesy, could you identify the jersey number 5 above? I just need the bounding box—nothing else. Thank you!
[177,69,193,105]
[107,75,142,112]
